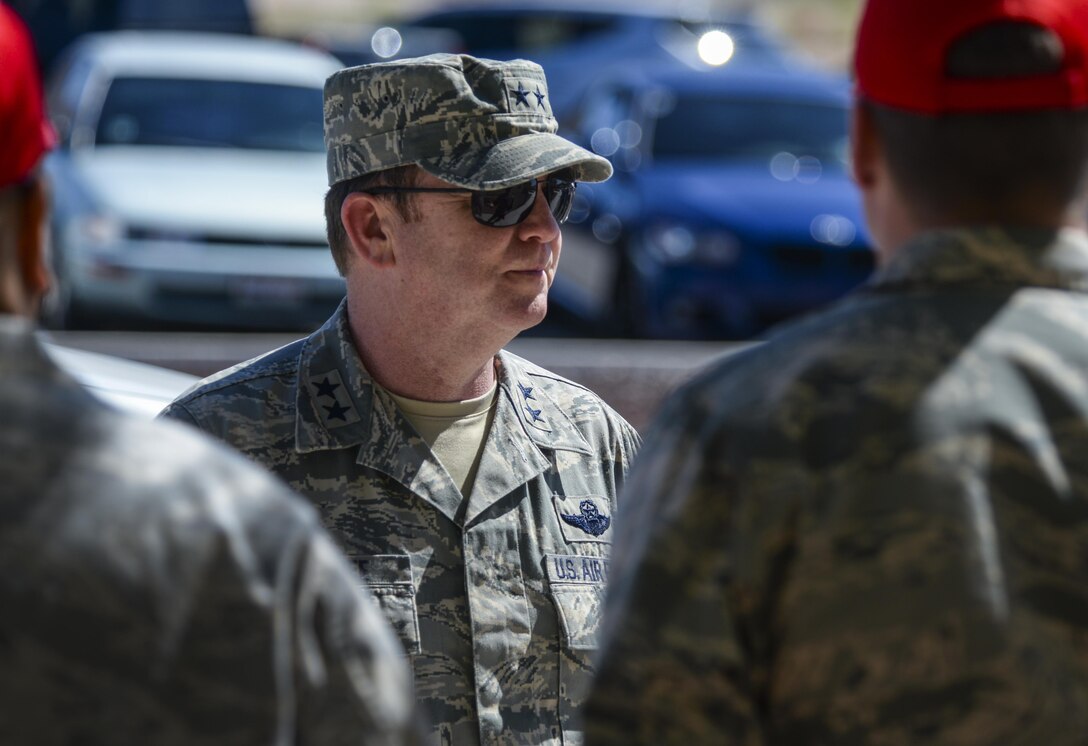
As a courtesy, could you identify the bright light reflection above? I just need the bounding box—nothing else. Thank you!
[698,30,735,66]
[770,152,798,181]
[371,27,403,58]
[591,127,621,157]
[810,215,857,246]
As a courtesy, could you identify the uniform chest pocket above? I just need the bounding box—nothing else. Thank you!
[551,584,605,650]
[547,553,608,741]
[546,553,609,649]
[355,554,421,656]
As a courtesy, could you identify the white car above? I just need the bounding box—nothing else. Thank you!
[43,341,197,418]
[43,32,345,330]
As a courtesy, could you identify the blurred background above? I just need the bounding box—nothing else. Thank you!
[14,0,872,426]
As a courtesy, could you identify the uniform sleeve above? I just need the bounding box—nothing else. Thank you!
[158,400,199,427]
[584,392,766,746]
[617,418,642,479]
[286,528,424,746]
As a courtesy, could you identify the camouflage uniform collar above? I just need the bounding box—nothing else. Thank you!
[294,304,593,457]
[295,301,376,453]
[494,350,595,456]
[873,227,1088,292]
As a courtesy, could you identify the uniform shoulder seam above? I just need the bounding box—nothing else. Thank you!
[504,351,594,394]
[173,338,304,404]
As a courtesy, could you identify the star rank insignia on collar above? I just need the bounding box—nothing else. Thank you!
[516,379,546,426]
[309,370,359,429]
[314,376,340,399]
[512,82,531,107]
[323,402,351,422]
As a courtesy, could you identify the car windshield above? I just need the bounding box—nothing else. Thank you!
[94,77,325,152]
[652,95,848,166]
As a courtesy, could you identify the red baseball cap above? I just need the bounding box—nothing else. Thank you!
[855,0,1088,114]
[0,3,54,189]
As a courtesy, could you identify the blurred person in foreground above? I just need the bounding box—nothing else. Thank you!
[162,54,640,744]
[0,5,418,743]
[586,0,1088,743]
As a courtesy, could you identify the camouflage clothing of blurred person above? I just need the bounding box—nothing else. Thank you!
[0,6,418,744]
[586,1,1088,744]
[162,54,640,745]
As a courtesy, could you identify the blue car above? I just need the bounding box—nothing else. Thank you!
[402,2,794,126]
[558,65,875,339]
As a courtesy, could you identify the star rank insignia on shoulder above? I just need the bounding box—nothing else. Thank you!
[308,370,360,428]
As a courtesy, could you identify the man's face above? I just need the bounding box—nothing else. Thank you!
[384,169,563,341]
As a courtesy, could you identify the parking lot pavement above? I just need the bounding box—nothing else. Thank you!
[46,332,753,430]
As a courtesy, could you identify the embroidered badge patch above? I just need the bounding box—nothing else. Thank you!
[561,499,611,537]
[553,495,613,544]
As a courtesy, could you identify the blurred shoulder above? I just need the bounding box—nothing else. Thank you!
[103,407,316,533]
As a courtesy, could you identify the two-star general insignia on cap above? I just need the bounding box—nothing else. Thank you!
[309,370,360,428]
[510,81,548,112]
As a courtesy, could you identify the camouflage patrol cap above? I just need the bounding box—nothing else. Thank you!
[323,53,612,189]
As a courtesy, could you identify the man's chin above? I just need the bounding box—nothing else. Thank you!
[506,296,549,335]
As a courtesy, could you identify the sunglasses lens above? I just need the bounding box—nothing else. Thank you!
[470,177,577,227]
[472,182,537,227]
[545,180,576,224]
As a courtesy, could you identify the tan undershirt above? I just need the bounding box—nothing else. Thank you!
[387,384,498,498]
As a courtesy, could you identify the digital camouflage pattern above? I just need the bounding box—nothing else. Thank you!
[162,301,640,746]
[586,227,1088,745]
[0,317,418,746]
[323,53,611,189]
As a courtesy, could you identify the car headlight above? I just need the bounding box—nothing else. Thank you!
[73,214,125,247]
[644,223,741,266]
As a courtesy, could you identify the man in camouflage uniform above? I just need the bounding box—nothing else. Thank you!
[162,54,639,745]
[0,6,417,743]
[586,0,1088,743]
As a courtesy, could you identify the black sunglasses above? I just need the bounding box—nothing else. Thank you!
[357,175,577,228]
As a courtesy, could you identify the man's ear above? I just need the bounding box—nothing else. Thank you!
[16,178,50,302]
[850,100,880,190]
[341,192,397,268]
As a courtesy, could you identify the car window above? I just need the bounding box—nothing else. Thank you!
[94,77,325,152]
[46,52,95,140]
[651,95,848,166]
